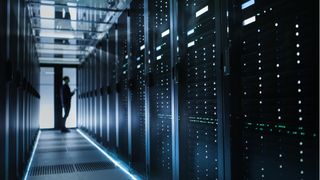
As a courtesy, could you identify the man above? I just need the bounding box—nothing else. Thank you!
[60,76,76,133]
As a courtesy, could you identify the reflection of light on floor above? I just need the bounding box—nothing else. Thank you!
[77,129,140,180]
[23,130,41,180]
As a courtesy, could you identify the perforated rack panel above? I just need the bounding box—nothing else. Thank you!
[236,0,318,179]
[148,0,173,178]
[100,38,108,145]
[178,1,219,179]
[108,25,117,151]
[117,11,129,161]
[129,0,146,175]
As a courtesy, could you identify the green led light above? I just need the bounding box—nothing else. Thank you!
[278,125,286,129]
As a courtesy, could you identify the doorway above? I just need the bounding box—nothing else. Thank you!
[39,66,77,129]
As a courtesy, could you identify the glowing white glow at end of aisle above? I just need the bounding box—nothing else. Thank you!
[77,129,139,180]
[23,130,41,180]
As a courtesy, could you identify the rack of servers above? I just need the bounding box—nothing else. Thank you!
[78,0,319,179]
[0,0,40,179]
[1,0,319,179]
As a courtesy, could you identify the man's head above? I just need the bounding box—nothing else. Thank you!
[63,76,70,84]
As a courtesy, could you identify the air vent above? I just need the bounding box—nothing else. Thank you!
[74,161,115,172]
[29,164,75,176]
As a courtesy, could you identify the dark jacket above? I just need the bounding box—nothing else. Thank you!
[60,84,74,108]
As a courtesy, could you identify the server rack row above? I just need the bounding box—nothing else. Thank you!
[0,0,41,180]
[78,0,318,179]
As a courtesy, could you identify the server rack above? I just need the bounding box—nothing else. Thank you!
[229,0,319,179]
[117,11,130,162]
[0,0,40,179]
[129,0,147,176]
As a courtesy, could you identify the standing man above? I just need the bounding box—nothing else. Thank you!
[60,76,76,133]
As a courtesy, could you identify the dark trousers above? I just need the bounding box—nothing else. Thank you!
[62,104,71,130]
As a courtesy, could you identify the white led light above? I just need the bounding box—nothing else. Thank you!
[241,0,255,9]
[23,131,41,180]
[188,41,195,47]
[77,129,139,180]
[156,46,162,51]
[187,29,195,36]
[140,44,145,50]
[161,29,170,37]
[243,16,256,26]
[196,6,209,17]
[157,55,162,60]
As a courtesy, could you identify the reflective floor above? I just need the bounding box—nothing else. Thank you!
[28,130,132,180]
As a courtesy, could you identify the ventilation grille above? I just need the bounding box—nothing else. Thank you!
[74,161,115,172]
[29,164,75,176]
[29,161,115,176]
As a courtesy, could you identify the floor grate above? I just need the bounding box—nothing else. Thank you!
[29,164,75,176]
[74,161,115,172]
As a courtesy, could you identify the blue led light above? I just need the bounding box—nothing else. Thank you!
[77,129,140,180]
[23,130,41,180]
[241,0,255,9]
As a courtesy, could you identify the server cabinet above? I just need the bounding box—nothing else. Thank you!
[8,0,19,178]
[101,37,110,147]
[117,11,129,162]
[88,56,93,133]
[229,0,319,179]
[0,0,8,178]
[108,25,118,152]
[147,0,174,178]
[96,44,103,142]
[129,0,147,175]
[177,0,223,179]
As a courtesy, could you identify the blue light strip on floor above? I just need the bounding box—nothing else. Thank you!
[77,129,140,180]
[23,130,41,180]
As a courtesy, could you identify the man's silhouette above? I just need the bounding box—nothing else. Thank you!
[60,76,75,133]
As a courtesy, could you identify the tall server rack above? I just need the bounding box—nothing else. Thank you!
[229,0,319,179]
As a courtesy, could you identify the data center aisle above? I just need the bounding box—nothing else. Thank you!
[27,130,132,180]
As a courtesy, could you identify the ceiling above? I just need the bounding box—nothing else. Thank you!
[27,0,131,65]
